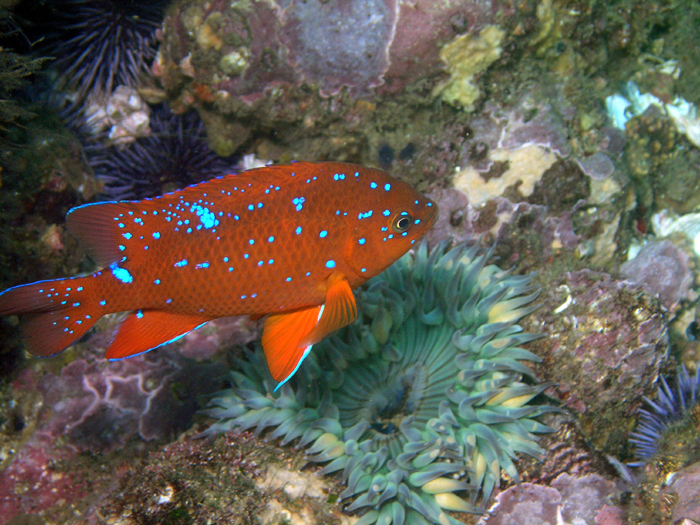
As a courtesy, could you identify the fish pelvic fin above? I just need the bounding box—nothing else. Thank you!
[261,271,357,389]
[0,276,101,357]
[106,310,211,359]
[261,305,322,386]
[300,271,357,347]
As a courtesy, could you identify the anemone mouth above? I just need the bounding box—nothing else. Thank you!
[355,363,427,436]
[204,240,558,524]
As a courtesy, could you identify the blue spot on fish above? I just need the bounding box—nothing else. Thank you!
[384,183,391,191]
[383,210,391,216]
[358,238,366,245]
[326,260,336,269]
[293,197,305,211]
[295,226,302,235]
[110,263,133,284]
[370,182,377,189]
[268,236,274,242]
[174,259,188,267]
[154,279,161,285]
[319,230,327,238]
[358,210,373,220]
[122,233,132,240]
[195,262,210,269]
[153,232,161,239]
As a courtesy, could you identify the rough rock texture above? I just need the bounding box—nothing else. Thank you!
[478,473,624,525]
[526,270,668,457]
[621,240,693,311]
[664,460,700,524]
[157,0,509,103]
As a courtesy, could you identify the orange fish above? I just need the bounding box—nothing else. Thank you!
[0,162,437,386]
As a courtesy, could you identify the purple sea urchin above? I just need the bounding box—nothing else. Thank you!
[204,241,558,523]
[629,363,700,466]
[40,0,166,103]
[87,105,239,200]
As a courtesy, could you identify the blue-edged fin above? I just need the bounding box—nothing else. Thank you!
[66,201,134,267]
[261,272,357,387]
[261,305,322,384]
[106,309,211,359]
[0,277,99,357]
[300,271,357,347]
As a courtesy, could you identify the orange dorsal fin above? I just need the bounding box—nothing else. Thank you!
[300,271,357,347]
[261,305,322,386]
[106,310,211,359]
[65,201,134,267]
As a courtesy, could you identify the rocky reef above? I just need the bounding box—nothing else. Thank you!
[3,0,700,523]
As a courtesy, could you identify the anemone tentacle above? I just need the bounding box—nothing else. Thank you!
[204,241,558,524]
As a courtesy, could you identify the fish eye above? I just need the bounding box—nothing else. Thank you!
[392,212,413,233]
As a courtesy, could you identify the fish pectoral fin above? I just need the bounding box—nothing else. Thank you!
[106,310,211,359]
[300,271,357,347]
[261,305,322,385]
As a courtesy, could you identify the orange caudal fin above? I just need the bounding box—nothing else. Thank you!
[0,277,100,357]
[106,310,212,359]
[261,305,322,387]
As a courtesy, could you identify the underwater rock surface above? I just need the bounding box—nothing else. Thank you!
[529,269,668,456]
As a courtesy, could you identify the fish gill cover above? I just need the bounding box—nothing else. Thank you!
[203,240,558,524]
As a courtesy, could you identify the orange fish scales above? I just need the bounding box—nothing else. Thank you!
[0,162,437,387]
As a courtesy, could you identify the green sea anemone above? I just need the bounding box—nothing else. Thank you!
[203,241,558,524]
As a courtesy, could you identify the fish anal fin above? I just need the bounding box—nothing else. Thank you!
[261,305,322,384]
[106,310,211,359]
[300,271,357,347]
[66,202,133,267]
